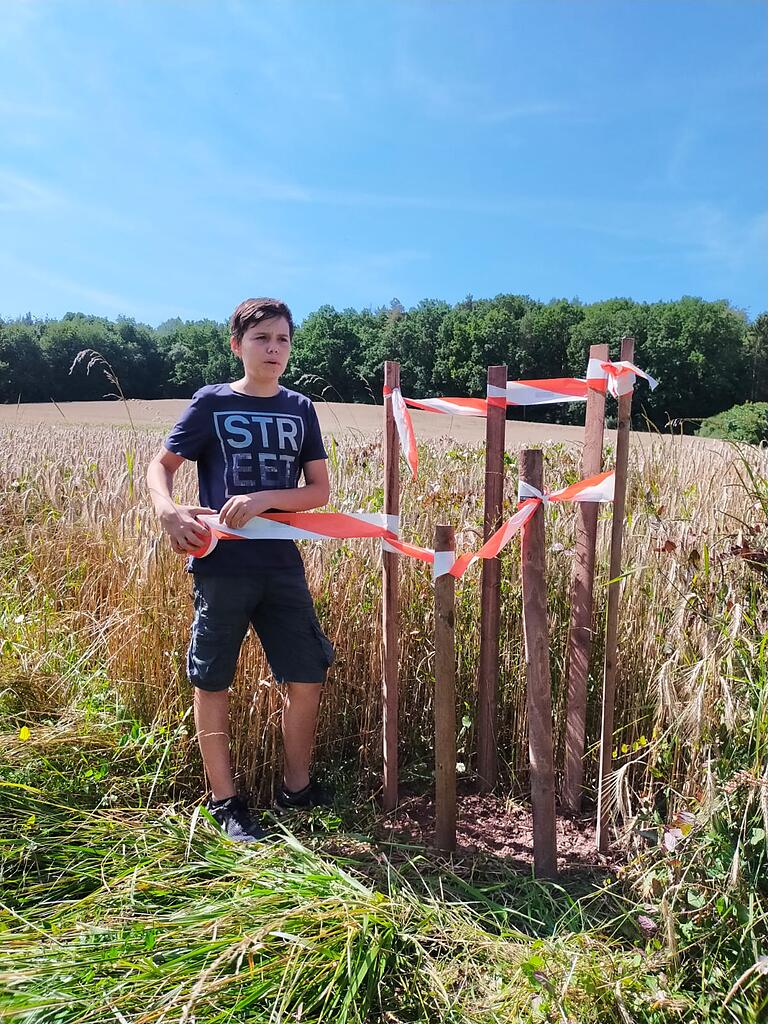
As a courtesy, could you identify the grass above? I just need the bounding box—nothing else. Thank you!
[2,723,765,1021]
[0,781,659,1024]
[1,423,767,1020]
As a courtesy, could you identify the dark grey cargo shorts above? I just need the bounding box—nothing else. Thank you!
[187,572,335,691]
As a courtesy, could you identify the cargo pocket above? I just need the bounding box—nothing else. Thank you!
[312,620,335,669]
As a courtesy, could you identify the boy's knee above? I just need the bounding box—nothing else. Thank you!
[284,681,324,699]
[193,681,230,694]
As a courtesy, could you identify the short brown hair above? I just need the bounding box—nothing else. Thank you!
[230,297,295,342]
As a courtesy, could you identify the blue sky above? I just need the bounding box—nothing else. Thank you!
[1,0,766,326]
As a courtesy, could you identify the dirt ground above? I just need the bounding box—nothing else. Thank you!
[0,397,696,449]
[379,792,613,872]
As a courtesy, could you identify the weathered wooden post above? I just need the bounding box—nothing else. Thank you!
[382,361,400,811]
[562,342,609,812]
[520,449,558,879]
[596,336,634,853]
[434,524,457,852]
[477,364,507,791]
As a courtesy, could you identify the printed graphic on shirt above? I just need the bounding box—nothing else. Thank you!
[213,410,306,497]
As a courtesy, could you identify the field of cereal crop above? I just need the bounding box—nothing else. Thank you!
[1,413,766,1021]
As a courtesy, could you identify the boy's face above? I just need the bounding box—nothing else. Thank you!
[231,315,292,380]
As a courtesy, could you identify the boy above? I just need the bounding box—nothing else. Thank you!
[146,297,334,843]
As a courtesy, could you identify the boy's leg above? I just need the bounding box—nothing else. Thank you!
[250,571,335,795]
[281,682,323,792]
[187,576,252,799]
[194,688,235,800]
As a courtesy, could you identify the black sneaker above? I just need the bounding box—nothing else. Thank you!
[274,778,334,811]
[204,795,268,843]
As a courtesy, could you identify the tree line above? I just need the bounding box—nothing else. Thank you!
[2,295,766,428]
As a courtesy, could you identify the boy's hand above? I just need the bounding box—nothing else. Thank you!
[160,504,217,554]
[219,492,273,529]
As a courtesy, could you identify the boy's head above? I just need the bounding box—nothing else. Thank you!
[229,298,294,382]
[230,297,294,343]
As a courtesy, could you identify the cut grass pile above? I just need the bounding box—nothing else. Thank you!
[0,773,679,1024]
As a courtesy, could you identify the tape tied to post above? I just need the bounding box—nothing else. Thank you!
[586,358,659,398]
[383,385,418,481]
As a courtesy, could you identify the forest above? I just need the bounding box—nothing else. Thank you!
[2,294,767,429]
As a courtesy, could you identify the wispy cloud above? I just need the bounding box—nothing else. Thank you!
[392,51,569,124]
[224,174,518,213]
[226,170,767,273]
[0,0,44,42]
[0,251,135,314]
[0,169,65,212]
[255,246,428,277]
[479,100,569,124]
[0,98,70,121]
[0,163,151,232]
[297,248,432,312]
[203,1,347,109]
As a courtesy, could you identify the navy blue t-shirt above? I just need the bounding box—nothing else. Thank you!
[164,384,327,575]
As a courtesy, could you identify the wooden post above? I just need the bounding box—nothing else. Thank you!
[520,449,558,879]
[562,343,609,813]
[596,337,635,853]
[434,525,456,852]
[382,361,400,811]
[477,364,507,791]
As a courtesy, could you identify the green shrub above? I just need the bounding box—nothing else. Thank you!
[698,402,768,443]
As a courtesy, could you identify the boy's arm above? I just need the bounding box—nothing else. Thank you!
[146,446,217,552]
[219,459,330,529]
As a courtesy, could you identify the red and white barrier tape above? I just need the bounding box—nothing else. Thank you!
[383,385,418,480]
[194,508,439,566]
[400,395,488,417]
[192,511,400,558]
[190,470,614,581]
[385,360,657,478]
[439,469,615,579]
[486,377,591,407]
[586,358,658,398]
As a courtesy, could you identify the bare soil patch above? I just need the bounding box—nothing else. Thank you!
[379,792,615,873]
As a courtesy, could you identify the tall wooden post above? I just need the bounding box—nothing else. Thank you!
[520,449,558,879]
[596,337,634,853]
[562,342,609,813]
[382,361,400,811]
[477,364,507,791]
[434,525,457,852]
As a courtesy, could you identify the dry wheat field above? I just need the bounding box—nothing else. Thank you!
[0,415,741,797]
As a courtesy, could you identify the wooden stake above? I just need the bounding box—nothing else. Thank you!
[520,449,558,879]
[434,524,456,852]
[382,361,400,811]
[596,336,635,853]
[562,342,609,813]
[477,364,507,791]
